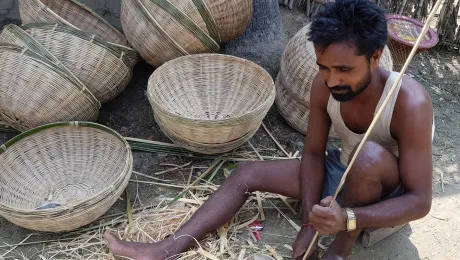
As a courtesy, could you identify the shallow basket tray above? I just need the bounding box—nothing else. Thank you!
[0,44,100,131]
[19,23,136,103]
[0,122,133,232]
[147,53,275,147]
[19,0,128,46]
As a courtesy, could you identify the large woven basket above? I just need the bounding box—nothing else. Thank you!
[0,44,100,131]
[19,0,129,46]
[147,54,275,154]
[275,73,339,138]
[16,23,135,103]
[276,24,394,136]
[120,0,252,68]
[0,122,132,232]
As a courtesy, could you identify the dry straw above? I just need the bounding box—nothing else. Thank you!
[147,53,276,154]
[0,43,100,131]
[18,0,129,46]
[120,0,252,67]
[276,23,394,136]
[39,196,288,259]
[0,122,133,232]
[20,23,136,103]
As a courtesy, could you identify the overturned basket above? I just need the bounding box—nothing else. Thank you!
[0,44,100,131]
[0,122,133,232]
[18,23,135,103]
[386,14,439,71]
[276,24,394,136]
[120,0,252,68]
[19,0,129,46]
[148,54,275,154]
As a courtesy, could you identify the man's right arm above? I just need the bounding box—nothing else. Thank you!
[292,73,331,259]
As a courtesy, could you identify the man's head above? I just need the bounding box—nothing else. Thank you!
[308,0,388,102]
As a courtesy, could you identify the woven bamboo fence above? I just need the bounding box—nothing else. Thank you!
[281,0,460,48]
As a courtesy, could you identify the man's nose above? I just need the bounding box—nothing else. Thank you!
[326,73,340,88]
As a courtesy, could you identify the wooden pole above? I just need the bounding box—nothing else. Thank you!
[301,0,444,258]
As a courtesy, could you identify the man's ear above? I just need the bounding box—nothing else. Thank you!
[371,48,383,69]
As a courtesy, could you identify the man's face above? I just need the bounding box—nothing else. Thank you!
[315,42,376,102]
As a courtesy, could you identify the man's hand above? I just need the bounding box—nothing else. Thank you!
[309,196,347,235]
[291,226,318,260]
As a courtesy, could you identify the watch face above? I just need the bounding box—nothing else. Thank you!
[349,220,356,231]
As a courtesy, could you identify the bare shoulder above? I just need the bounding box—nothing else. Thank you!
[392,74,434,137]
[310,72,331,109]
[396,75,433,116]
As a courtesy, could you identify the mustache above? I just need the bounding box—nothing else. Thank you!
[329,85,352,92]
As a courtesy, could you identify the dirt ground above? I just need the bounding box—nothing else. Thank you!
[1,4,460,260]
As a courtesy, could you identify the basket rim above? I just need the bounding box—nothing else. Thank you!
[0,121,133,214]
[30,0,128,45]
[0,43,101,108]
[386,14,439,50]
[147,53,276,125]
[21,23,135,68]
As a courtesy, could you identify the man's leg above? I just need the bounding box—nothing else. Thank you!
[324,141,400,260]
[104,159,302,260]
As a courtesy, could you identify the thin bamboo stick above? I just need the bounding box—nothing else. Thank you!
[302,0,444,258]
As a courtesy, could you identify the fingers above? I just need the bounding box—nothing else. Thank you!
[320,196,333,207]
[312,204,334,218]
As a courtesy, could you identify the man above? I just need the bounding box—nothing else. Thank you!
[104,0,434,259]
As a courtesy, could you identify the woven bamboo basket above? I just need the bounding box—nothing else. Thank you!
[0,122,132,232]
[18,0,128,46]
[0,44,100,131]
[386,14,439,71]
[147,54,275,154]
[275,73,339,138]
[276,24,394,136]
[14,23,135,103]
[120,0,252,68]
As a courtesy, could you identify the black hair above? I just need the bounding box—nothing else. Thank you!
[308,0,388,60]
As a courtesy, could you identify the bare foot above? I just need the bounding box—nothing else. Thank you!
[322,232,355,260]
[104,231,174,260]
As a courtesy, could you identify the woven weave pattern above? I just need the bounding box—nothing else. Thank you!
[0,45,100,131]
[147,54,275,154]
[22,23,134,103]
[120,0,252,68]
[0,122,132,232]
[276,24,394,136]
[19,0,128,46]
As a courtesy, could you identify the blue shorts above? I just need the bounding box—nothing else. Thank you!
[323,147,404,205]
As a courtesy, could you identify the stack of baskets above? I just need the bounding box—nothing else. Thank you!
[120,0,253,67]
[0,122,133,232]
[0,0,139,131]
[276,24,394,137]
[147,54,276,154]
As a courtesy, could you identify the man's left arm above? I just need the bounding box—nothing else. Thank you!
[351,87,434,230]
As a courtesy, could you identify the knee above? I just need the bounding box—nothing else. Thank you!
[348,141,397,181]
[227,161,259,189]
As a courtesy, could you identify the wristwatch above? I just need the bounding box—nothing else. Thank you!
[345,207,356,232]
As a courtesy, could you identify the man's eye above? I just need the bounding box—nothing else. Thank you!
[337,68,350,72]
